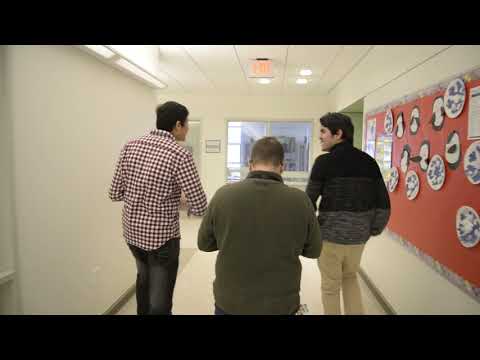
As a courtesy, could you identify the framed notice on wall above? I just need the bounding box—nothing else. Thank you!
[205,140,221,153]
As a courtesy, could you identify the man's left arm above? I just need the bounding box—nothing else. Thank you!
[305,156,326,212]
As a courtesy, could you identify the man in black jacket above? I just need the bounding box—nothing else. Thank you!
[306,113,390,315]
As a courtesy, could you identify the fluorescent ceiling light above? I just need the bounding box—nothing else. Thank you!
[299,69,312,76]
[296,78,308,85]
[257,78,271,85]
[115,58,166,89]
[84,45,115,59]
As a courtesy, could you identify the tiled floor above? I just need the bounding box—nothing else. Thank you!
[117,215,387,315]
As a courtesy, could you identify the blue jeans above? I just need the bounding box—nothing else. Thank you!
[128,238,180,315]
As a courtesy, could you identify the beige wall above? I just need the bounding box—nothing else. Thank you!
[329,45,480,314]
[6,45,158,314]
[155,94,329,200]
[0,46,18,313]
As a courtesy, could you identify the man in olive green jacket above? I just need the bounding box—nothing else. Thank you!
[198,137,322,315]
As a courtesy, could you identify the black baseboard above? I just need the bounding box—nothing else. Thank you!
[103,284,136,315]
[359,268,396,315]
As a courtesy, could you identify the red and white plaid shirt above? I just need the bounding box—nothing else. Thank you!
[109,129,207,250]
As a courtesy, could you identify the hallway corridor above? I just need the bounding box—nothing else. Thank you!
[116,216,387,315]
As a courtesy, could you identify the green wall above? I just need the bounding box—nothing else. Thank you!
[341,112,363,149]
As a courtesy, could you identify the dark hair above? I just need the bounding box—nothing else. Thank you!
[319,112,354,144]
[250,137,284,167]
[156,101,189,131]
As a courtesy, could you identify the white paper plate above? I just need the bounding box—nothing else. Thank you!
[410,106,420,135]
[387,167,399,192]
[384,109,394,135]
[432,96,445,130]
[426,154,446,191]
[395,112,404,138]
[405,170,420,200]
[444,78,466,118]
[464,140,480,185]
[456,206,480,248]
[401,145,411,174]
[445,131,461,170]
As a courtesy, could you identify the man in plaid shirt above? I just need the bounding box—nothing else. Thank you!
[109,101,207,315]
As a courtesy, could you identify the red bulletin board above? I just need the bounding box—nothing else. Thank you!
[365,78,480,289]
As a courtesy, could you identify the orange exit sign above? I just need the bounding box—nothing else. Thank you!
[249,58,273,78]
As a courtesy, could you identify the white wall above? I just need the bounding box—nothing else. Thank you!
[329,45,480,314]
[5,45,158,314]
[329,45,451,113]
[155,94,329,200]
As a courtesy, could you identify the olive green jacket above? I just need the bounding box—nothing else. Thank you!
[198,171,322,315]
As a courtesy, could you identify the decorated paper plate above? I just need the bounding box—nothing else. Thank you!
[464,140,480,184]
[426,154,446,191]
[387,167,399,192]
[384,109,394,135]
[395,112,405,138]
[410,140,430,172]
[405,170,420,200]
[409,106,420,135]
[445,131,461,170]
[456,206,480,248]
[444,78,466,118]
[431,96,445,130]
[400,144,411,174]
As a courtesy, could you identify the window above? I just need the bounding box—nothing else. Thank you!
[226,121,312,187]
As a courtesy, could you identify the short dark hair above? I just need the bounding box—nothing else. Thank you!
[319,112,354,144]
[250,137,284,167]
[156,101,189,131]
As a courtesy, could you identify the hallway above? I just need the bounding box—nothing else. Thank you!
[116,215,387,315]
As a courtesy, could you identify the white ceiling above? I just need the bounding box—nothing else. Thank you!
[155,45,373,96]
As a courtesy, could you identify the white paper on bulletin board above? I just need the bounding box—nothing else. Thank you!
[365,118,376,157]
[468,85,480,139]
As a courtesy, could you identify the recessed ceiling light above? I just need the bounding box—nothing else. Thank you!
[84,45,115,59]
[115,58,166,89]
[296,78,308,85]
[299,69,312,76]
[257,78,271,85]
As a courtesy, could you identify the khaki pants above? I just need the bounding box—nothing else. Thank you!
[318,241,365,315]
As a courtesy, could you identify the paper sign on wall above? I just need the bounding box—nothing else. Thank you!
[468,86,480,139]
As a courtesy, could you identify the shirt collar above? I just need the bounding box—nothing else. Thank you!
[246,171,284,183]
[150,129,175,140]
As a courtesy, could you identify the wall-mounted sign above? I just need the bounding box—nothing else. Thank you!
[205,140,221,153]
[468,86,480,139]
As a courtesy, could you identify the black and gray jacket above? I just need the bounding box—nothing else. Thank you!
[306,141,391,245]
